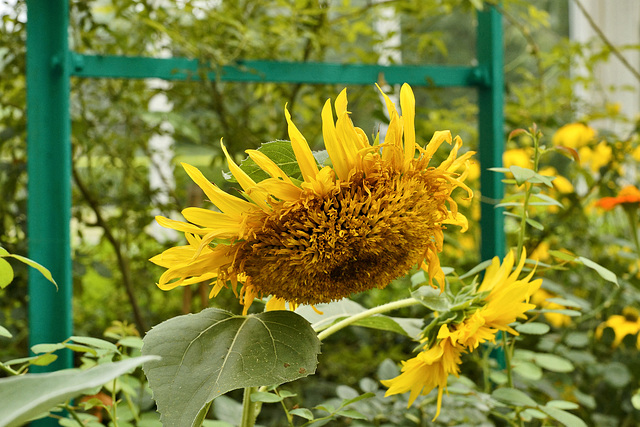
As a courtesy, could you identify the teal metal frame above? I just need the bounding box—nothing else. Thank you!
[26,0,503,385]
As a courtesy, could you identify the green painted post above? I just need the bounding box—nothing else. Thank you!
[477,6,506,260]
[26,0,73,380]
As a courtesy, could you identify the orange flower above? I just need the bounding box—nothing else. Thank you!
[595,185,640,211]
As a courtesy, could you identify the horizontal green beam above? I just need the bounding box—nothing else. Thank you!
[69,53,488,87]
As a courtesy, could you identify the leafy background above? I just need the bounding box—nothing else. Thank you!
[1,0,640,425]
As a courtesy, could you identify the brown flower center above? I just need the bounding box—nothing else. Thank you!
[232,165,453,305]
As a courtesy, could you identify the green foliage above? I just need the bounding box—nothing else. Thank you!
[2,0,640,425]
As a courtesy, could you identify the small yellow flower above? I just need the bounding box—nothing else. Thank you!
[476,250,542,335]
[531,288,571,328]
[383,249,541,419]
[151,84,473,313]
[596,307,640,349]
[381,335,462,420]
[552,123,596,149]
[503,148,533,170]
[578,141,612,173]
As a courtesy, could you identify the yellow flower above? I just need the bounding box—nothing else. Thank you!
[539,166,573,194]
[596,307,640,349]
[475,249,542,335]
[381,335,462,420]
[151,84,473,313]
[552,123,596,149]
[503,148,533,170]
[531,288,571,328]
[578,141,612,173]
[383,249,541,419]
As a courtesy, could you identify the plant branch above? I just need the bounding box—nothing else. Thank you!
[316,297,420,341]
[572,0,640,84]
[71,165,147,333]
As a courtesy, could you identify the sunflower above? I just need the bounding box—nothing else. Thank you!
[383,249,541,419]
[151,84,473,314]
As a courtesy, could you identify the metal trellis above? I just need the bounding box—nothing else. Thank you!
[25,0,504,414]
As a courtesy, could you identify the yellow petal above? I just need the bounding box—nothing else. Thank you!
[321,99,350,181]
[423,131,452,160]
[221,142,271,211]
[181,208,242,234]
[400,83,416,170]
[181,163,253,217]
[245,149,292,182]
[257,178,303,201]
[155,215,207,235]
[284,106,319,182]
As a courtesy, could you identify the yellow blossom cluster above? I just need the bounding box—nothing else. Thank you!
[382,250,541,419]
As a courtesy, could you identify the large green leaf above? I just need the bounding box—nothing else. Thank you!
[142,308,321,427]
[0,356,158,427]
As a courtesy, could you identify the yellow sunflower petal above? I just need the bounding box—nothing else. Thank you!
[245,149,292,182]
[400,83,416,169]
[284,106,320,183]
[181,163,253,217]
[221,142,271,211]
[321,99,350,181]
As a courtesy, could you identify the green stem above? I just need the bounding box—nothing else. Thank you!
[624,207,640,256]
[501,333,514,388]
[0,362,19,376]
[62,404,85,427]
[516,127,541,264]
[316,297,420,341]
[240,386,258,427]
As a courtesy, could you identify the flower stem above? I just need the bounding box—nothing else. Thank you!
[623,206,640,256]
[240,386,258,427]
[316,297,420,341]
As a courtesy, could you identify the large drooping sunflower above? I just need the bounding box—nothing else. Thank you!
[151,84,473,314]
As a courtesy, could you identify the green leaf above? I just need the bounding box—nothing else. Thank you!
[509,166,554,187]
[0,356,158,427]
[351,316,421,337]
[236,140,306,183]
[576,257,618,286]
[526,218,544,231]
[0,258,14,289]
[290,407,314,420]
[547,400,579,410]
[31,343,65,354]
[142,308,320,427]
[532,353,574,372]
[411,286,450,311]
[0,326,12,339]
[70,336,119,353]
[250,391,283,403]
[30,353,58,367]
[118,336,144,349]
[335,409,367,419]
[492,387,537,407]
[340,392,375,408]
[458,259,493,280]
[63,344,98,356]
[515,322,550,335]
[512,361,542,380]
[548,250,576,262]
[5,254,57,289]
[541,405,587,427]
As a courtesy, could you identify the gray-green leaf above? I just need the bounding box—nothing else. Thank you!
[142,308,320,427]
[0,356,158,427]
